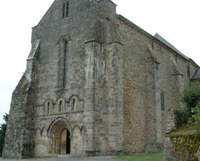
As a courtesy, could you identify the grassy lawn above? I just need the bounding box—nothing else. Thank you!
[172,123,197,135]
[115,151,164,161]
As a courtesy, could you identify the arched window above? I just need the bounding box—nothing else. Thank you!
[161,93,165,110]
[63,41,68,88]
[48,102,50,115]
[72,99,76,111]
[59,101,63,113]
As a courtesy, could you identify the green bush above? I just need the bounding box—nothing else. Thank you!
[175,108,190,128]
[189,101,200,134]
[182,82,200,117]
[0,113,8,157]
[175,83,200,128]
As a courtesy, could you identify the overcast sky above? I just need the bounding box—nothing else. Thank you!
[0,0,199,124]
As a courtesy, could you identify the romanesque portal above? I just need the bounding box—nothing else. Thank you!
[49,120,71,155]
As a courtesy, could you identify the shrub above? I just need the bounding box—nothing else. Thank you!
[182,82,200,117]
[175,108,190,128]
[175,83,200,128]
[189,101,200,134]
[0,113,8,157]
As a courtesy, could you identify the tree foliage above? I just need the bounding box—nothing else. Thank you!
[0,113,8,157]
[175,83,200,128]
[189,101,200,133]
[182,82,200,116]
[175,108,190,128]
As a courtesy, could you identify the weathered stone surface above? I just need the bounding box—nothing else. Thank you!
[118,15,199,155]
[3,0,199,159]
[164,135,200,161]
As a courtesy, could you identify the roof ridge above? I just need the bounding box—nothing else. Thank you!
[154,33,189,60]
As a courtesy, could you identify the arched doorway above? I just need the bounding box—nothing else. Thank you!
[60,128,70,154]
[49,119,71,155]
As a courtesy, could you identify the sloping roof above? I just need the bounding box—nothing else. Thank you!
[154,33,189,60]
[191,69,200,80]
[118,15,192,61]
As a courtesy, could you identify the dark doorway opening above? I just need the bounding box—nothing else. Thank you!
[60,128,71,154]
[66,129,70,154]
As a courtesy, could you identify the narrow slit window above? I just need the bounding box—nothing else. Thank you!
[47,102,50,114]
[62,2,69,18]
[63,41,68,88]
[66,2,69,17]
[72,99,76,111]
[161,93,165,110]
[59,101,63,113]
[62,3,66,18]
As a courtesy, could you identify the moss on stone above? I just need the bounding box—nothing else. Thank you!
[170,134,200,161]
[24,83,30,92]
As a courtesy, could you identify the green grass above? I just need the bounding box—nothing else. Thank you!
[173,123,197,135]
[115,151,164,161]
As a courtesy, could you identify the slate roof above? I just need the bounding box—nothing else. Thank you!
[154,33,189,60]
[191,69,200,80]
[118,15,199,68]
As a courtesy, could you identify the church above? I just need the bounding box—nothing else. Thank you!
[3,0,200,159]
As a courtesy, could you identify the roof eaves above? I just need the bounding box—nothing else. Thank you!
[118,15,200,67]
[154,33,189,60]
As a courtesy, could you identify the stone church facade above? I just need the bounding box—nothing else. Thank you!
[3,0,199,159]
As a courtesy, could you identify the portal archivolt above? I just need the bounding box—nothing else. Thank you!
[49,119,71,154]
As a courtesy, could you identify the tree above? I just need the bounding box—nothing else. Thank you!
[175,82,200,128]
[189,101,200,133]
[182,82,200,116]
[0,113,8,157]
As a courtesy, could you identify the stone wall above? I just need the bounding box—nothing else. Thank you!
[3,75,29,158]
[32,0,124,156]
[4,0,124,158]
[3,72,37,158]
[118,17,154,153]
[118,15,199,154]
[165,135,200,161]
